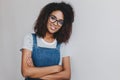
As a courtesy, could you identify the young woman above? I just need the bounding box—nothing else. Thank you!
[21,2,74,80]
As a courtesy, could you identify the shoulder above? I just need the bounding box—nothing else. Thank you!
[23,33,37,41]
[22,33,34,51]
[60,43,67,48]
[24,33,33,40]
[60,42,72,57]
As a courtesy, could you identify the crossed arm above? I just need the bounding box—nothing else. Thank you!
[21,49,71,80]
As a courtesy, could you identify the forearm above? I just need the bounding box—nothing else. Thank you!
[22,65,61,78]
[41,70,71,80]
[41,56,71,80]
[21,49,62,79]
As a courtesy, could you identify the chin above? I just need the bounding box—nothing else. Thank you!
[49,30,57,34]
[47,29,55,34]
[48,28,59,34]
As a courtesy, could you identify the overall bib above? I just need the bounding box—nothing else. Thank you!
[25,34,61,80]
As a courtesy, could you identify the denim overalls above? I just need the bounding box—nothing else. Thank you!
[25,34,61,80]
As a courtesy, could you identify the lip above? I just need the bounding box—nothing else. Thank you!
[49,23,57,30]
[51,26,57,30]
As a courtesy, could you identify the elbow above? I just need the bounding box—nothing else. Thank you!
[67,74,71,79]
[21,69,29,78]
[65,73,71,80]
[63,71,71,80]
[21,67,32,78]
[21,67,40,79]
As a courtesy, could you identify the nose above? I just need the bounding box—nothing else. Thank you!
[53,21,58,26]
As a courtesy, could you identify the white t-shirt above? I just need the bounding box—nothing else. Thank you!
[22,33,70,65]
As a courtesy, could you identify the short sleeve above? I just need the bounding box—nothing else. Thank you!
[22,33,33,51]
[60,43,71,57]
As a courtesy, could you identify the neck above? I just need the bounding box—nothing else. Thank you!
[43,32,54,43]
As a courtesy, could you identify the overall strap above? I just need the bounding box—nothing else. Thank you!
[32,33,37,47]
[56,42,61,50]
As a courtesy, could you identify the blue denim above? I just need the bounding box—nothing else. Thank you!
[25,34,61,80]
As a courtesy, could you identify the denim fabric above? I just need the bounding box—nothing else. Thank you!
[25,34,61,80]
[25,78,41,80]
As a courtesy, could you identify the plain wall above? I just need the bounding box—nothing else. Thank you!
[0,0,120,80]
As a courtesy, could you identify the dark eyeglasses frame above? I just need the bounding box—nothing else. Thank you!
[49,15,64,27]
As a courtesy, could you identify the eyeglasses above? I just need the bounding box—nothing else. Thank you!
[49,15,64,27]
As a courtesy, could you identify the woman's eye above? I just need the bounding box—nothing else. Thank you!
[51,15,56,20]
[59,20,64,25]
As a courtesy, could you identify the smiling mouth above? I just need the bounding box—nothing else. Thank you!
[51,26,56,30]
[50,23,57,31]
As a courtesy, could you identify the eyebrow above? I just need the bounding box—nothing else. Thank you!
[50,15,64,20]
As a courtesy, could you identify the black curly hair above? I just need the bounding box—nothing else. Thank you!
[34,2,74,43]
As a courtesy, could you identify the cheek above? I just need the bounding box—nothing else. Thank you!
[48,20,53,26]
[47,21,51,28]
[57,27,62,31]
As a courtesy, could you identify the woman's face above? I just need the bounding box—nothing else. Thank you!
[47,10,64,34]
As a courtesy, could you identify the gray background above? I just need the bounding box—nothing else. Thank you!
[0,0,120,80]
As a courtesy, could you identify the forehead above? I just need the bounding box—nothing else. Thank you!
[50,10,64,20]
